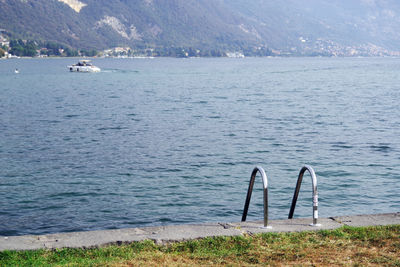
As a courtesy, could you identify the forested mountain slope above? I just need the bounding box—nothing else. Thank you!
[1,0,400,55]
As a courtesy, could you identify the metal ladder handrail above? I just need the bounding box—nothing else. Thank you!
[288,165,320,226]
[241,166,269,227]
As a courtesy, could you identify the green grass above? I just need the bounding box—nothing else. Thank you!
[1,225,399,266]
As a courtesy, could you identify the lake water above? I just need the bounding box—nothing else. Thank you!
[1,57,399,236]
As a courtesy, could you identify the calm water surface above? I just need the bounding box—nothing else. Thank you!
[0,57,399,236]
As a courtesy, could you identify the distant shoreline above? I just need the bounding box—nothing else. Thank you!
[3,55,400,60]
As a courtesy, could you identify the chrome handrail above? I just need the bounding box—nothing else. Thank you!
[288,165,320,226]
[241,166,269,227]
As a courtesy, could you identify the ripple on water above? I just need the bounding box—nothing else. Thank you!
[1,57,399,235]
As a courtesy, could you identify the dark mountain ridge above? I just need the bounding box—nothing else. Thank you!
[1,0,400,56]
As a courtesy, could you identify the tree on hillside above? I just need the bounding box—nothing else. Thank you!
[80,49,98,57]
[23,40,38,57]
[64,47,79,57]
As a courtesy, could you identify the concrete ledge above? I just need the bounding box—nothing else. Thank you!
[1,212,399,251]
[231,217,342,234]
[333,213,400,227]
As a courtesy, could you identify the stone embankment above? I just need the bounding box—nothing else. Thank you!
[1,213,399,251]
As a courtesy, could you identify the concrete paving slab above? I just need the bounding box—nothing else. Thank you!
[1,227,152,251]
[142,223,242,244]
[231,217,342,234]
[333,212,400,227]
[1,213,399,251]
[0,223,241,251]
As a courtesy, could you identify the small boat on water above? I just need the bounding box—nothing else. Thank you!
[14,68,19,74]
[67,60,100,73]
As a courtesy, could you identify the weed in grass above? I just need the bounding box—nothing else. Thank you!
[260,232,281,243]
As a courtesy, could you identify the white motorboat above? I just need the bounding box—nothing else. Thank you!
[68,60,100,72]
